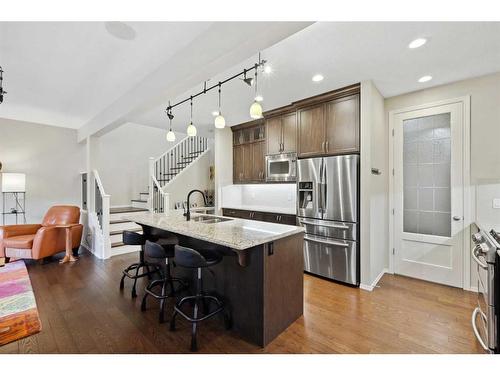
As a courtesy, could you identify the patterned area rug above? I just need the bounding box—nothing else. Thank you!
[0,261,41,346]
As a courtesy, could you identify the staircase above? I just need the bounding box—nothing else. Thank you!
[150,135,209,213]
[107,135,210,256]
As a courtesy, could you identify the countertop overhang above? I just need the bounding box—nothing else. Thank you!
[122,210,304,251]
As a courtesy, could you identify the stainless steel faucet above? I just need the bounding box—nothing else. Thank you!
[184,190,207,221]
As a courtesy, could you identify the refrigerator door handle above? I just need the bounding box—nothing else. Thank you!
[299,219,349,230]
[304,235,350,248]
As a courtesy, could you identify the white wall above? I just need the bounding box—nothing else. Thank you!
[214,127,233,214]
[359,81,389,289]
[0,118,85,224]
[385,71,500,290]
[94,122,184,206]
[164,148,214,209]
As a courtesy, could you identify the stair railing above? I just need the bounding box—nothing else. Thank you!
[149,135,209,213]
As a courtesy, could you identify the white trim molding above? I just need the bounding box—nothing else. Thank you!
[360,268,389,291]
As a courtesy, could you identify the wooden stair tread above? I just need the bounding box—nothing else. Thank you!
[110,219,131,225]
[131,199,147,203]
[110,206,148,214]
[110,228,142,236]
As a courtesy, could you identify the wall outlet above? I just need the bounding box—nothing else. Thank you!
[493,198,500,209]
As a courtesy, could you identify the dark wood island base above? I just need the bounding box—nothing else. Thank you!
[142,225,304,347]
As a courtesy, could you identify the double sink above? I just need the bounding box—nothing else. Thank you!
[192,215,233,224]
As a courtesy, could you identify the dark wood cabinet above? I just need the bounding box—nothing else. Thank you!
[233,83,360,182]
[233,145,244,183]
[252,141,266,182]
[281,113,297,153]
[266,117,282,155]
[325,94,359,154]
[265,112,297,155]
[232,119,266,184]
[222,208,296,226]
[297,104,325,157]
[297,93,359,158]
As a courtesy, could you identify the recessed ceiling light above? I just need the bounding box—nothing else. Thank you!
[263,65,272,74]
[255,95,263,102]
[408,38,427,49]
[312,74,324,82]
[212,111,219,116]
[104,22,137,41]
[418,75,433,83]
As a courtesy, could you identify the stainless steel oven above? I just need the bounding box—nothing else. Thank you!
[471,226,499,354]
[265,152,296,182]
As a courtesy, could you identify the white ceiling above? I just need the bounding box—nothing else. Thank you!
[1,22,500,134]
[130,22,500,133]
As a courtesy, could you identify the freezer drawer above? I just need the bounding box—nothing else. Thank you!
[297,217,356,241]
[303,234,358,285]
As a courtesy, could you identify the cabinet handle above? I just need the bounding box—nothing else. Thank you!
[326,140,329,152]
[321,141,325,152]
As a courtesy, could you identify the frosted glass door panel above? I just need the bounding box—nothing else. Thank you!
[403,113,451,237]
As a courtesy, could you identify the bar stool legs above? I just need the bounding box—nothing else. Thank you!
[119,250,161,298]
[169,267,231,352]
[141,258,187,323]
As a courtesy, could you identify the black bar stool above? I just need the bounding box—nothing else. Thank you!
[169,245,231,352]
[141,239,187,323]
[119,231,162,298]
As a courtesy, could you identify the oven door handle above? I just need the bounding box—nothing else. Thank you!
[304,235,349,248]
[471,307,490,352]
[299,219,349,230]
[472,245,488,270]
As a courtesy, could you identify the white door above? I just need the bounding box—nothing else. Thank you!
[393,102,464,287]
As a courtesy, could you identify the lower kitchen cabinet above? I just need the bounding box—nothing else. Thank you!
[222,208,296,225]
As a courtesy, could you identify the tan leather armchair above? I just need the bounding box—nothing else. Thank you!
[0,205,83,261]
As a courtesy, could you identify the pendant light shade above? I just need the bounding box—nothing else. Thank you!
[214,83,226,129]
[166,130,176,142]
[187,122,197,136]
[214,114,225,128]
[187,97,197,136]
[250,101,263,119]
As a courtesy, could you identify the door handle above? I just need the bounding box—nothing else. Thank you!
[299,219,349,230]
[453,216,462,221]
[325,140,329,152]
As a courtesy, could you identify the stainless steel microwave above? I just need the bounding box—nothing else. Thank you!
[265,152,297,182]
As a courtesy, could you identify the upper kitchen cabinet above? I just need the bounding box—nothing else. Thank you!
[232,118,266,184]
[297,104,325,157]
[325,94,359,154]
[264,107,297,155]
[296,84,360,158]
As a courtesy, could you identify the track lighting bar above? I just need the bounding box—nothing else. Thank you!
[165,57,267,115]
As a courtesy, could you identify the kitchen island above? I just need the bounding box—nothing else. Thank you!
[122,210,305,347]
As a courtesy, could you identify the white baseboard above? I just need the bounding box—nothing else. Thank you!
[464,285,478,293]
[360,268,389,292]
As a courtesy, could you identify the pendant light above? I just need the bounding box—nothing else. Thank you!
[249,69,263,119]
[166,104,176,142]
[186,97,197,136]
[214,83,226,129]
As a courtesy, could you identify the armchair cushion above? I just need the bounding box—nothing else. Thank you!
[3,234,36,249]
[0,224,42,257]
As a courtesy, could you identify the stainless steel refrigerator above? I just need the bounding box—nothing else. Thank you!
[297,154,359,285]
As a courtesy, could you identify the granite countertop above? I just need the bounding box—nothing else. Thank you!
[122,210,304,251]
[222,204,296,215]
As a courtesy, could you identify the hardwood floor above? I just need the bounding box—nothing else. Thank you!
[0,249,483,354]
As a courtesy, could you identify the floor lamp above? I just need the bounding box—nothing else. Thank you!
[1,173,26,225]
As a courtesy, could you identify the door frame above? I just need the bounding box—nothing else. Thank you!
[388,96,472,290]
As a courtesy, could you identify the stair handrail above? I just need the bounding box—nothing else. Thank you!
[153,135,189,163]
[149,160,170,212]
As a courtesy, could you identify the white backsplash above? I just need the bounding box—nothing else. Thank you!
[221,184,296,212]
[475,179,500,230]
